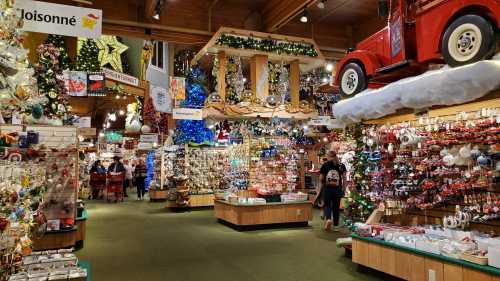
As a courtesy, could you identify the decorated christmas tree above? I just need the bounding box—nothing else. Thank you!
[174,67,213,144]
[34,44,71,122]
[45,35,71,70]
[75,38,100,72]
[344,125,374,227]
[0,0,44,122]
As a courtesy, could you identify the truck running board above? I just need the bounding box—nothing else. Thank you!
[376,60,411,73]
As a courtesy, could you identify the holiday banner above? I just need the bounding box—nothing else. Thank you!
[65,71,87,97]
[170,76,186,100]
[15,0,102,38]
[151,85,172,113]
[87,72,106,96]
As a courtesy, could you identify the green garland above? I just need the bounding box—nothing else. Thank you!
[216,34,318,57]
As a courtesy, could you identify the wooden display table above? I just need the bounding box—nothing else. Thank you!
[166,193,215,208]
[351,234,500,281]
[33,210,87,251]
[214,200,313,226]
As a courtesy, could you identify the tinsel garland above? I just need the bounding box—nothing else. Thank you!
[216,34,318,57]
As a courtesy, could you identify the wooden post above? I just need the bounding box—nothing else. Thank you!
[290,60,300,109]
[250,55,269,102]
[217,51,226,100]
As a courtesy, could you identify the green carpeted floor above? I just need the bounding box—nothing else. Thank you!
[76,195,399,281]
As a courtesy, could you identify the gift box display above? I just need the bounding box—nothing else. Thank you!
[8,249,87,281]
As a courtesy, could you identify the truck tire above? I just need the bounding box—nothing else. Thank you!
[441,15,496,67]
[339,62,367,98]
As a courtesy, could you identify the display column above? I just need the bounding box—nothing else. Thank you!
[217,51,227,100]
[290,60,300,109]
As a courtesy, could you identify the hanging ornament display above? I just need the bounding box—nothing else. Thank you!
[224,56,244,104]
[95,35,129,73]
[277,63,290,105]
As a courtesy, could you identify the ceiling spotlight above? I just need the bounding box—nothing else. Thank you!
[115,94,120,100]
[119,110,125,116]
[300,9,309,23]
[325,62,334,72]
[152,0,164,20]
[317,0,326,9]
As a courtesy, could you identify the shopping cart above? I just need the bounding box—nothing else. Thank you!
[106,173,124,202]
[90,173,107,199]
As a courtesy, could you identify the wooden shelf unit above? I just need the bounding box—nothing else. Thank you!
[352,236,500,281]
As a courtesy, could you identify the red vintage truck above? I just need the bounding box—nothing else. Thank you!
[335,0,500,97]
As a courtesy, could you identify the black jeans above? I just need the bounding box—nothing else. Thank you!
[323,187,343,226]
[124,179,130,195]
[136,177,145,198]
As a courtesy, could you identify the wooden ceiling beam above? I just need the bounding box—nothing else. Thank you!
[262,0,316,32]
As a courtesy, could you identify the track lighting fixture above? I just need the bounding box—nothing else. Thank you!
[300,9,309,23]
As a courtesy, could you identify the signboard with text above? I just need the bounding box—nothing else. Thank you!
[172,108,203,120]
[102,68,139,87]
[15,0,102,38]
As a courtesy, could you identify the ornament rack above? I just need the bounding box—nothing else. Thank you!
[0,125,83,251]
[360,89,500,234]
[191,27,325,119]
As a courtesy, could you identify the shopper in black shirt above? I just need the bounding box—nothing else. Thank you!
[319,150,346,231]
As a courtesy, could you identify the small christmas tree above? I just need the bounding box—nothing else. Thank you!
[45,35,71,70]
[75,39,100,72]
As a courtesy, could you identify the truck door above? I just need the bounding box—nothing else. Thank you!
[389,0,406,64]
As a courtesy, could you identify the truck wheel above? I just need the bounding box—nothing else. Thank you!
[442,15,496,67]
[339,62,367,98]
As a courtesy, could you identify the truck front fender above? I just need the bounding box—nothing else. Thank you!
[335,50,381,84]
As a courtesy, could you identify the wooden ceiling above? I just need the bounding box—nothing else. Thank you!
[51,0,386,60]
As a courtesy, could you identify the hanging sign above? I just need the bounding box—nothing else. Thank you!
[15,0,102,38]
[140,134,158,143]
[170,77,186,100]
[102,68,139,87]
[173,108,203,120]
[87,72,106,96]
[65,71,87,97]
[151,85,172,113]
[308,116,332,126]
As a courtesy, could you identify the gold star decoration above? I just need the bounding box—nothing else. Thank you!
[95,35,128,73]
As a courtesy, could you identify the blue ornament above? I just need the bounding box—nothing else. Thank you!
[31,104,44,119]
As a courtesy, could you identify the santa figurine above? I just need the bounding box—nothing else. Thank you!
[217,120,231,143]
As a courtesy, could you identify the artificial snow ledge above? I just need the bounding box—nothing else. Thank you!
[332,53,500,126]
